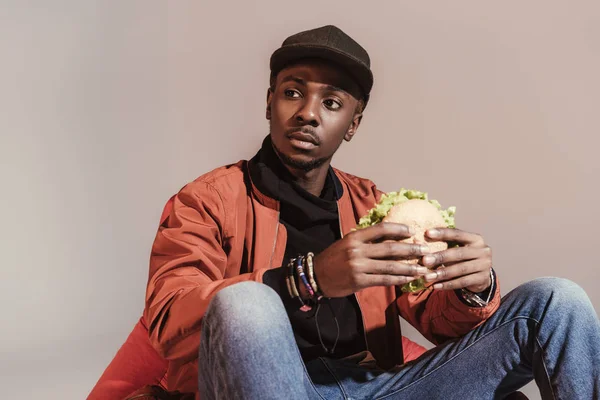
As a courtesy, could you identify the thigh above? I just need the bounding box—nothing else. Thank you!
[321,319,534,400]
[312,289,547,400]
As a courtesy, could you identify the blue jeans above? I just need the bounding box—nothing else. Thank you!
[198,278,600,399]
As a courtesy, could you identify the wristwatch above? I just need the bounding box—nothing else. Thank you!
[460,268,495,307]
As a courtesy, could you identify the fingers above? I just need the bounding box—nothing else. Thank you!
[363,260,429,276]
[426,228,485,247]
[422,245,491,268]
[363,274,420,288]
[429,270,491,291]
[353,222,414,243]
[423,259,492,291]
[367,241,431,260]
[357,261,429,290]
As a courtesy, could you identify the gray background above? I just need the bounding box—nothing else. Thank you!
[1,2,598,399]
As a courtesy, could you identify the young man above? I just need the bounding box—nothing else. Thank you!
[145,25,600,399]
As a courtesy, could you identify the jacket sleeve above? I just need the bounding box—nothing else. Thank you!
[396,278,501,344]
[144,182,270,363]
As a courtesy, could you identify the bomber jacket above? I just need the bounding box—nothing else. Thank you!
[144,158,501,395]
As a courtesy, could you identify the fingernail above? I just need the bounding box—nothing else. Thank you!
[425,272,438,281]
[416,267,429,274]
[405,277,415,282]
[433,283,443,290]
[408,226,416,236]
[428,229,440,238]
[423,255,435,265]
[420,246,431,254]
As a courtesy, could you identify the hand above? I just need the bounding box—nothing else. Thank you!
[313,223,431,298]
[421,228,493,292]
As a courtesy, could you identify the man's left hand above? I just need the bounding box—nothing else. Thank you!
[421,228,493,292]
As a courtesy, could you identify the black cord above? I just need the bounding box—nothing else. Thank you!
[314,298,340,355]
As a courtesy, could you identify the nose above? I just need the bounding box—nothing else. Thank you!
[294,96,320,127]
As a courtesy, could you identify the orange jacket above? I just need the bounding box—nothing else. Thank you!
[144,160,501,395]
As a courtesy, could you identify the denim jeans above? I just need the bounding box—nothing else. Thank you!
[198,278,600,399]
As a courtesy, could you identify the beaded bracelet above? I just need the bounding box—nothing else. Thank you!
[304,252,320,297]
[285,260,295,299]
[295,255,315,297]
[286,258,300,298]
[286,257,311,312]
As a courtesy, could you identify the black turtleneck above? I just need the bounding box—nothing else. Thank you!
[252,136,366,363]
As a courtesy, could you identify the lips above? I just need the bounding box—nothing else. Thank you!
[287,131,318,145]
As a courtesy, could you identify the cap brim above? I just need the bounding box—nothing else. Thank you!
[270,44,373,98]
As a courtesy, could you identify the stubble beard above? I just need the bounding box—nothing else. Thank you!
[269,123,330,172]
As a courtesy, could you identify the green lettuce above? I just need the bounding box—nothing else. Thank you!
[356,189,456,229]
[355,188,456,293]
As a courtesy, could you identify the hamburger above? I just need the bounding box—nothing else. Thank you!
[356,189,456,293]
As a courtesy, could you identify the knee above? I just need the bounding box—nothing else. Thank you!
[204,281,285,330]
[517,277,591,310]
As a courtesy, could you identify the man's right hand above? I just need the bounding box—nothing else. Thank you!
[313,223,431,298]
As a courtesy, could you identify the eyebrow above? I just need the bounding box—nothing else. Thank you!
[280,75,306,86]
[280,75,348,95]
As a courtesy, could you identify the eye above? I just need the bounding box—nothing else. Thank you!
[323,99,342,110]
[284,89,301,98]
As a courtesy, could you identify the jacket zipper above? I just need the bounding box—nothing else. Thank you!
[268,212,280,268]
[337,205,370,354]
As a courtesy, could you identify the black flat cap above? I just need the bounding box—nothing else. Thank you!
[270,25,373,103]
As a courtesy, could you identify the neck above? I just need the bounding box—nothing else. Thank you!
[284,162,331,197]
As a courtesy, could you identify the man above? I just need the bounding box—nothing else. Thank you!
[145,25,600,399]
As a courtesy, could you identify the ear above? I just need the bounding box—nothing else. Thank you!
[266,88,273,120]
[344,111,363,142]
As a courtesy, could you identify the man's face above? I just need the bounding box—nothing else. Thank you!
[267,59,363,172]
